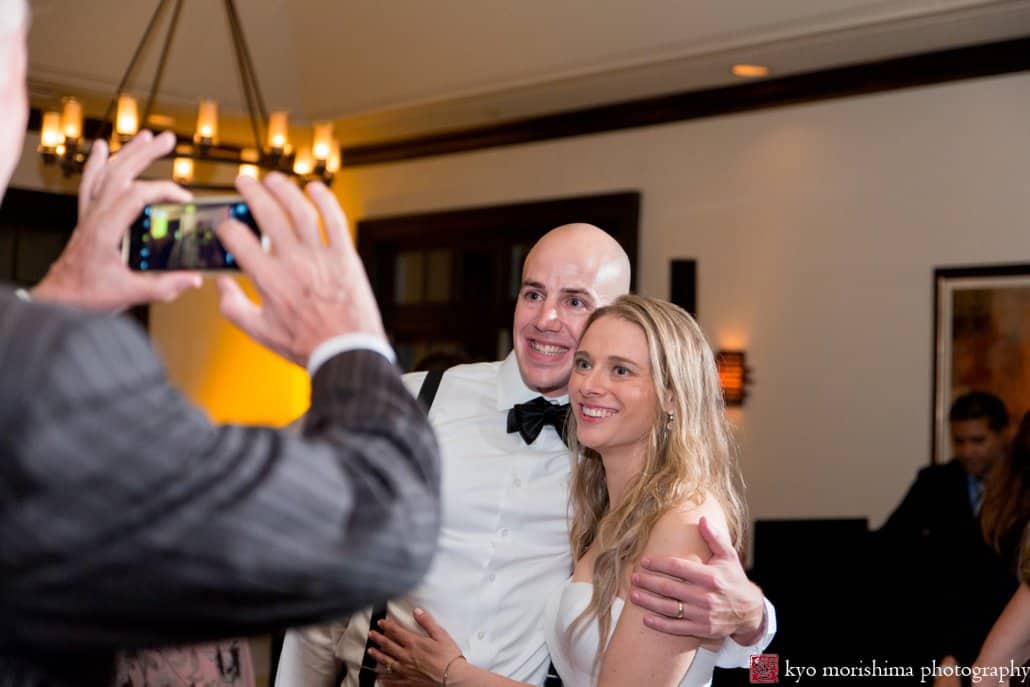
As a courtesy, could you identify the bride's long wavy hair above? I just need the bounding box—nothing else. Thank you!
[564,295,747,665]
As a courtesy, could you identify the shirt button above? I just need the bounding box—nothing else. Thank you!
[478,631,485,640]
[488,573,496,582]
[513,478,522,488]
[500,528,509,537]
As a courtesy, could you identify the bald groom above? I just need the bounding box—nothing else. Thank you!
[278,224,775,686]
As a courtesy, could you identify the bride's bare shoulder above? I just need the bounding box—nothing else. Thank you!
[644,493,728,562]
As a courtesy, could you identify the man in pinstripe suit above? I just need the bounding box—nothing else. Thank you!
[0,3,441,684]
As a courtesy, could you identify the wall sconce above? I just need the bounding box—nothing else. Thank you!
[716,350,751,406]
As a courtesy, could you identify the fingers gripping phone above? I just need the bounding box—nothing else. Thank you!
[123,196,266,272]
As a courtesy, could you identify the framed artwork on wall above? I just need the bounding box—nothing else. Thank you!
[932,263,1030,462]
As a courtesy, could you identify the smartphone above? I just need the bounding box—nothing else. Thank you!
[124,196,263,271]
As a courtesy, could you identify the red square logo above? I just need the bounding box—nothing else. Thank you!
[750,654,779,684]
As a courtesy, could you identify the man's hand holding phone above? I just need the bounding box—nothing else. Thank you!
[32,130,202,310]
[29,129,384,370]
[215,172,387,368]
[124,197,261,272]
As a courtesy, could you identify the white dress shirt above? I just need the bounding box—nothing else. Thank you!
[277,353,775,686]
[307,334,396,375]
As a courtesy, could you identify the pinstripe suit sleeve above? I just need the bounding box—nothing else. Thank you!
[0,297,441,651]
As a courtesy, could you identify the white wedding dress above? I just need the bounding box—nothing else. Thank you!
[543,579,719,687]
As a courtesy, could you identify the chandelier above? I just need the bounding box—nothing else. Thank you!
[36,0,340,189]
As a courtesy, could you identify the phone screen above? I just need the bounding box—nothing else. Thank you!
[126,198,260,271]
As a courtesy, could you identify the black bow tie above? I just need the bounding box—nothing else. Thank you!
[507,396,570,446]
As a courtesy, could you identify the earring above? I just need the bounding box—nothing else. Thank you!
[666,412,674,430]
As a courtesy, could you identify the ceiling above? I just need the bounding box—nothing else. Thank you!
[26,0,1030,146]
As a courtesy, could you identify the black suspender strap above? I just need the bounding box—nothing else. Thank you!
[357,606,389,687]
[357,367,447,687]
[416,367,446,412]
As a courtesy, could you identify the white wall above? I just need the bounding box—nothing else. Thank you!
[337,72,1030,528]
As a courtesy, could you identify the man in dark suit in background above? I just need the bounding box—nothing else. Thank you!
[881,391,1017,668]
[0,2,440,684]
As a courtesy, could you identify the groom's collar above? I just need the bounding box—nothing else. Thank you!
[496,352,569,411]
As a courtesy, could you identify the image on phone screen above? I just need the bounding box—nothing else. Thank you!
[126,198,261,271]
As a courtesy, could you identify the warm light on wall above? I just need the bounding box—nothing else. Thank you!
[197,289,310,424]
[716,350,751,406]
[150,281,310,427]
[731,64,771,78]
[238,163,260,179]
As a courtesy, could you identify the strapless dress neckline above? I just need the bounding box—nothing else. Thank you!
[542,579,719,687]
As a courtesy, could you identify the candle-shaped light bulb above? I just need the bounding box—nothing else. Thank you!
[115,94,139,137]
[61,97,83,141]
[268,111,289,152]
[327,137,341,173]
[312,122,334,161]
[173,157,194,184]
[194,100,218,145]
[39,111,63,150]
[293,147,313,176]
